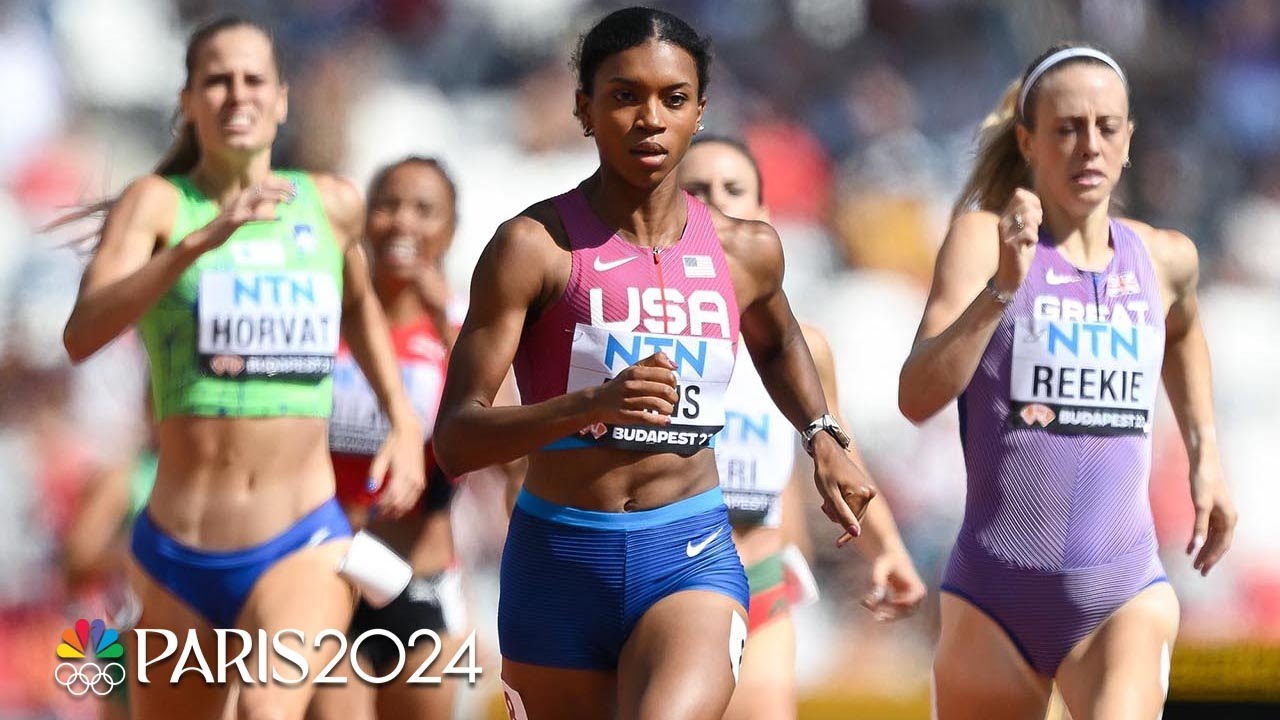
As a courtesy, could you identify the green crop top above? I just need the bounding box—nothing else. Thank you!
[138,170,345,421]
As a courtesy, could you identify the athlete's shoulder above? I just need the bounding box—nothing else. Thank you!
[307,173,363,248]
[494,198,568,255]
[711,205,782,268]
[122,173,181,206]
[1118,218,1199,286]
[308,172,363,227]
[947,209,1000,240]
[110,174,180,232]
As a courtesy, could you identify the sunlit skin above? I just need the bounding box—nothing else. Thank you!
[679,140,925,720]
[904,57,1234,720]
[367,163,456,284]
[437,22,881,715]
[679,142,764,221]
[576,39,706,193]
[309,161,462,720]
[181,26,288,175]
[62,21,428,720]
[1017,64,1132,257]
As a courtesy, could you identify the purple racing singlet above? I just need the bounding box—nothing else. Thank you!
[941,219,1169,676]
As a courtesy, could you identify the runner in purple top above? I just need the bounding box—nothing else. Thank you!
[900,43,1237,719]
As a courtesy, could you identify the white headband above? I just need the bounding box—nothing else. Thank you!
[1017,47,1127,121]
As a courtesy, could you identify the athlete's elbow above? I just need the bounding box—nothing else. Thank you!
[431,417,471,477]
[898,372,937,425]
[898,393,929,426]
[62,321,95,365]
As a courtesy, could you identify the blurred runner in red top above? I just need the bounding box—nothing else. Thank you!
[317,156,465,720]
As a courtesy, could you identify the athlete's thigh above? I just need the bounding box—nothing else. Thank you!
[306,672,375,720]
[722,613,796,720]
[372,633,460,720]
[125,558,233,720]
[235,541,355,720]
[501,658,615,720]
[933,592,1052,720]
[617,590,747,720]
[1054,582,1178,720]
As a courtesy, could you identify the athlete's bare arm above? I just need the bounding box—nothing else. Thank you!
[1137,223,1236,575]
[62,461,133,589]
[317,173,425,518]
[717,212,875,539]
[433,210,677,477]
[63,175,296,363]
[801,323,924,615]
[899,211,1007,422]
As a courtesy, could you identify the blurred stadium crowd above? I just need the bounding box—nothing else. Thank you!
[1,0,1277,717]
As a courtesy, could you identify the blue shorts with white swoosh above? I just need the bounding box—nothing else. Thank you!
[131,497,352,628]
[498,486,747,670]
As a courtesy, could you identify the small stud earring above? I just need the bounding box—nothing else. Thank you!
[696,122,705,134]
[1123,157,1132,168]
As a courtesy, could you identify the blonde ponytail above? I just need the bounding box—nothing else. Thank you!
[951,80,1029,219]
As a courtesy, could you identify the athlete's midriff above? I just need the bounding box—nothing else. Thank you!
[148,416,336,550]
[522,446,719,511]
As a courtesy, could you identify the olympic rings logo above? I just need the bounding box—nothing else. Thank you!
[54,661,126,697]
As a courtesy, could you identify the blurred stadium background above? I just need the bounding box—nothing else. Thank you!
[1,0,1277,717]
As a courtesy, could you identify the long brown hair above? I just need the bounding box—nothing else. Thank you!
[951,42,1130,219]
[49,17,280,242]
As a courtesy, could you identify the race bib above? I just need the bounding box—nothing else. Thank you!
[717,408,794,525]
[330,355,444,456]
[1009,317,1163,436]
[197,271,341,378]
[564,323,734,453]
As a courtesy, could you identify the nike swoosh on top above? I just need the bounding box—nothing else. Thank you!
[594,255,639,272]
[686,527,723,557]
[1046,269,1080,285]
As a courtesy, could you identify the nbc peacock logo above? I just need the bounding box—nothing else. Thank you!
[54,618,127,697]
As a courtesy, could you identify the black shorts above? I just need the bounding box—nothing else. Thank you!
[348,568,465,673]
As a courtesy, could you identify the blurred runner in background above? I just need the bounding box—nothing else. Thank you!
[679,135,925,720]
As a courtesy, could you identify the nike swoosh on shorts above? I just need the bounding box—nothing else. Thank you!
[686,527,723,557]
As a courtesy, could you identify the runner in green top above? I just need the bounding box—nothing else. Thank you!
[139,169,347,420]
[61,16,424,720]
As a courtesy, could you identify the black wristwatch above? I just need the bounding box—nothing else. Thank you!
[801,414,852,456]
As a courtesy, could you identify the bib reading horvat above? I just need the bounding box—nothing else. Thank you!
[198,271,341,378]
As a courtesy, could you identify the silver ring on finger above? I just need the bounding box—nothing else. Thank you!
[1012,213,1025,232]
